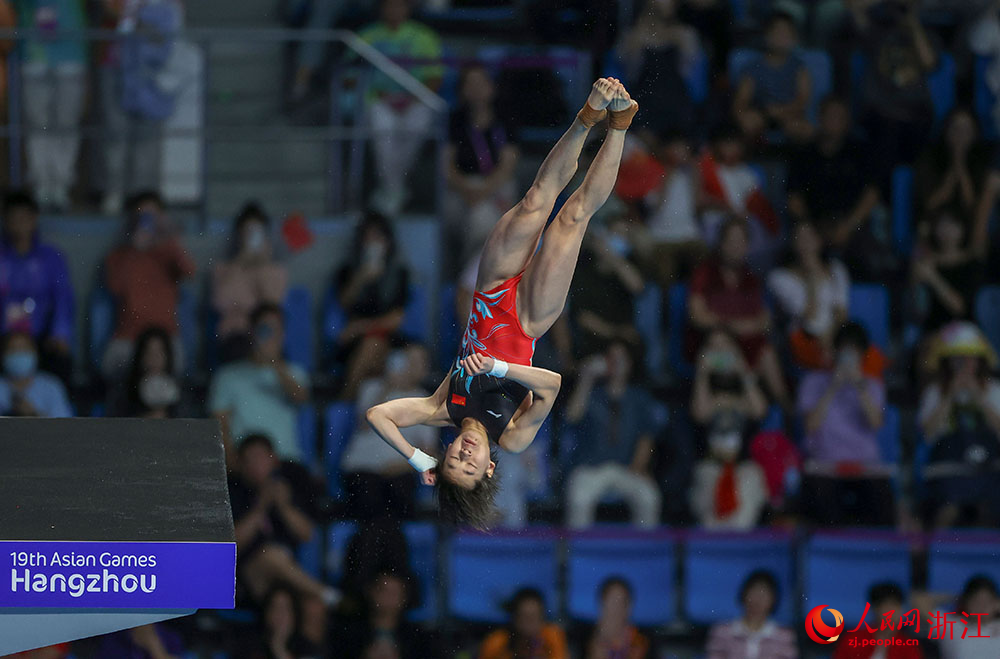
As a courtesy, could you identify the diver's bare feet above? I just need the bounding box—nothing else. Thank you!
[586,77,618,111]
[609,84,635,113]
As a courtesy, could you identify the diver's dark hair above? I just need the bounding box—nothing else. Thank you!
[436,469,500,530]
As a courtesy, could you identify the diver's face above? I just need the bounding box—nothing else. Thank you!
[441,431,494,488]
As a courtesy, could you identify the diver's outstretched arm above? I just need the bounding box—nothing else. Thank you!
[365,373,451,473]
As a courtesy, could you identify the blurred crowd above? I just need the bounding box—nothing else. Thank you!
[5,0,1000,657]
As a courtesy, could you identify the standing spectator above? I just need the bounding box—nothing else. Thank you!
[618,0,699,138]
[690,330,769,432]
[356,0,443,216]
[585,577,650,659]
[939,575,1000,659]
[229,434,339,607]
[853,0,938,185]
[445,64,520,268]
[333,211,409,399]
[564,343,661,528]
[915,108,990,226]
[733,9,812,143]
[479,587,569,659]
[103,190,195,378]
[635,132,706,289]
[211,202,289,363]
[768,220,850,371]
[341,343,435,520]
[18,0,87,211]
[0,331,72,417]
[0,190,75,382]
[209,303,310,463]
[833,582,923,659]
[96,0,183,215]
[687,218,790,408]
[786,97,883,279]
[706,571,798,659]
[919,322,1000,528]
[797,322,892,526]
[238,582,322,659]
[568,216,645,361]
[338,569,428,659]
[115,326,181,418]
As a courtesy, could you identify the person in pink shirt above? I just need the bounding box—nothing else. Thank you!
[706,570,798,659]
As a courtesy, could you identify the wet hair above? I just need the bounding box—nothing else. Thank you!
[959,575,1000,611]
[2,189,39,216]
[833,321,870,353]
[505,587,546,615]
[599,576,633,603]
[228,201,272,258]
[435,434,501,529]
[868,582,905,607]
[125,326,176,415]
[739,570,780,612]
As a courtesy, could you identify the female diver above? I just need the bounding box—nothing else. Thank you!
[366,77,639,527]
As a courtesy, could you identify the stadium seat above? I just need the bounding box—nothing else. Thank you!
[892,166,914,256]
[325,520,359,583]
[974,54,997,140]
[761,405,784,432]
[177,284,197,374]
[877,404,900,465]
[928,53,956,126]
[848,283,890,350]
[635,284,665,382]
[323,402,356,499]
[448,532,559,623]
[283,286,313,371]
[403,522,439,622]
[927,532,1000,596]
[401,281,430,343]
[297,528,323,579]
[804,531,911,626]
[439,283,461,369]
[87,285,115,373]
[567,531,677,626]
[975,286,1000,353]
[297,404,318,468]
[321,285,347,358]
[667,283,694,379]
[684,530,795,625]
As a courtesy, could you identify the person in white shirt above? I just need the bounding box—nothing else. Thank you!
[939,575,1000,659]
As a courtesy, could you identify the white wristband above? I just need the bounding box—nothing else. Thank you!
[488,359,509,378]
[407,447,438,473]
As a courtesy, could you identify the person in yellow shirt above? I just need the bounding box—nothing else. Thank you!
[479,587,569,659]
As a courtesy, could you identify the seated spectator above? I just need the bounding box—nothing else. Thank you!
[915,108,990,226]
[238,582,322,659]
[445,64,519,269]
[798,322,893,526]
[939,575,1000,659]
[0,190,75,382]
[768,220,850,370]
[98,623,186,658]
[585,577,650,659]
[114,326,182,418]
[919,322,1000,528]
[212,202,289,363]
[341,343,436,520]
[911,208,984,339]
[691,330,769,431]
[480,587,569,659]
[635,131,707,288]
[338,569,426,659]
[568,216,645,361]
[103,191,195,379]
[210,304,310,463]
[733,9,812,143]
[690,411,768,530]
[786,96,883,279]
[0,331,72,417]
[853,0,937,185]
[687,218,790,408]
[229,434,339,607]
[334,211,409,399]
[355,0,443,216]
[698,127,780,270]
[564,343,661,528]
[706,570,798,658]
[833,582,923,659]
[618,0,699,138]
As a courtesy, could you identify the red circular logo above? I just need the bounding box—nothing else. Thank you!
[805,605,845,644]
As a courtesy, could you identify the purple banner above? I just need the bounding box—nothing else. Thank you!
[0,541,235,609]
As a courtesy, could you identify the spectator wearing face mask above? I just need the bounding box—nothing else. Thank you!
[797,322,891,526]
[102,190,195,379]
[212,202,289,363]
[115,326,182,418]
[0,330,72,417]
[340,343,437,520]
[209,303,310,464]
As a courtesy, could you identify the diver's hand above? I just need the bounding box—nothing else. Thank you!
[421,469,437,486]
[460,352,495,376]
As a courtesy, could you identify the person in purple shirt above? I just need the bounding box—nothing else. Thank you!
[0,190,75,382]
[797,321,892,526]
